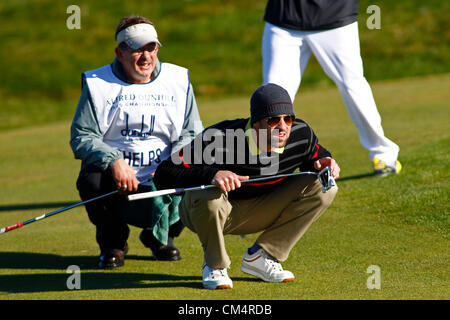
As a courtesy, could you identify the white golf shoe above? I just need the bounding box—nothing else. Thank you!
[241,248,295,283]
[202,263,233,290]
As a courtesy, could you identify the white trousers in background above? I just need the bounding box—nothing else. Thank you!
[262,21,399,166]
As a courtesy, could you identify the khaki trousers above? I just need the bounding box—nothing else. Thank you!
[179,175,338,268]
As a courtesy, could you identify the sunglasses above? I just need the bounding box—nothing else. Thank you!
[265,115,295,127]
[121,42,158,55]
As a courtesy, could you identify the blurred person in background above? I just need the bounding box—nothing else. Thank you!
[262,0,401,176]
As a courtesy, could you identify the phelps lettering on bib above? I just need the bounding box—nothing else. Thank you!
[84,63,190,181]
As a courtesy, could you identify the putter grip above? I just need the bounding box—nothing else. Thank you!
[0,222,23,234]
[127,188,179,201]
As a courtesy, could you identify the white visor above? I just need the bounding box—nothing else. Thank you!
[116,23,162,50]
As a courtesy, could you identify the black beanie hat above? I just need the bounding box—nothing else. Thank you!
[250,83,295,124]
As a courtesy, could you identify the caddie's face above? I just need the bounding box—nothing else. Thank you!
[253,114,294,151]
[116,42,159,83]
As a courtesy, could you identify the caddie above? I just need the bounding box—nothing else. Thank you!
[70,15,203,268]
[154,83,339,289]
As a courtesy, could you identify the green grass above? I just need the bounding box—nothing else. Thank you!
[0,74,448,300]
[0,0,449,131]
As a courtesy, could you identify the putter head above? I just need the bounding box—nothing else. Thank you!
[318,166,336,193]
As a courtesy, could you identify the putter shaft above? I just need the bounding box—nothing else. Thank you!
[1,178,153,235]
[127,169,334,202]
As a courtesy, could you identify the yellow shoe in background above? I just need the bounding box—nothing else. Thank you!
[373,157,402,177]
[395,160,402,174]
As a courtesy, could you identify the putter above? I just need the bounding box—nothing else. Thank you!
[0,178,152,235]
[127,166,336,202]
[318,166,336,193]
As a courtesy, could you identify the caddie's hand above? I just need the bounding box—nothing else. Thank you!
[314,157,340,179]
[112,158,140,194]
[212,170,250,193]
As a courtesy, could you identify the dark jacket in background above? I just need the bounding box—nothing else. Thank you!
[264,0,358,31]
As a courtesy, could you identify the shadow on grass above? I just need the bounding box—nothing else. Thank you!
[337,172,373,182]
[0,252,204,293]
[0,272,204,293]
[0,252,258,293]
[0,202,78,212]
[0,252,98,270]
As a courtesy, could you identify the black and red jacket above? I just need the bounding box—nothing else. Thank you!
[153,118,331,200]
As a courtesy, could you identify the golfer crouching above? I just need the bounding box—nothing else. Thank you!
[154,83,339,289]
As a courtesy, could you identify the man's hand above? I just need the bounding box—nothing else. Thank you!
[111,158,140,194]
[212,170,249,193]
[314,157,340,179]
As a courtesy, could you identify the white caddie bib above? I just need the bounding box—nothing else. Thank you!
[84,63,189,182]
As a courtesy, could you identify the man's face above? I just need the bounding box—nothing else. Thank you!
[115,42,159,83]
[253,114,294,151]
